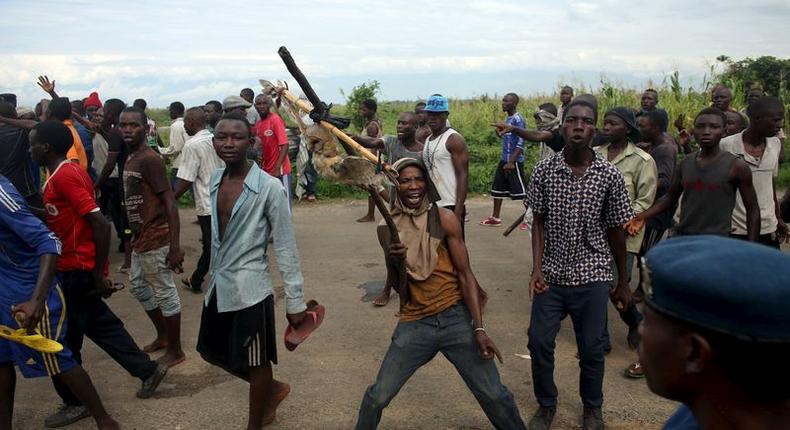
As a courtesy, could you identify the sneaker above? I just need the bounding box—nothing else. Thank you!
[528,406,556,430]
[44,404,90,428]
[583,406,605,430]
[479,216,503,227]
[137,362,168,399]
[624,361,645,379]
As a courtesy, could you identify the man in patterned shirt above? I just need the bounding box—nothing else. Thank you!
[525,100,633,430]
[480,93,527,227]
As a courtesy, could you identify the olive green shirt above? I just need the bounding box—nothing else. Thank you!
[595,142,657,253]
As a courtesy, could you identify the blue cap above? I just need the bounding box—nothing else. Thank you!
[424,94,449,113]
[644,235,790,342]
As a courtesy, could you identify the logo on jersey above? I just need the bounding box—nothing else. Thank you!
[45,203,59,216]
[263,130,274,137]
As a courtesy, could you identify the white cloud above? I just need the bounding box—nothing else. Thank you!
[1,0,788,107]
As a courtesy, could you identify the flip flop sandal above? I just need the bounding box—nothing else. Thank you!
[624,361,645,379]
[0,325,64,353]
[284,300,325,351]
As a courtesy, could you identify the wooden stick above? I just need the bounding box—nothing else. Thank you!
[368,185,409,301]
[368,185,398,242]
[503,211,526,237]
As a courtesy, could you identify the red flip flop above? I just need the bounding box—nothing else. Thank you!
[284,300,325,351]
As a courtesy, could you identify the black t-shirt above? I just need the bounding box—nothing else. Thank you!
[0,125,36,197]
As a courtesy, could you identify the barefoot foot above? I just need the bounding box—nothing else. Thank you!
[262,381,291,425]
[143,338,168,353]
[372,290,391,307]
[356,215,375,223]
[157,351,186,367]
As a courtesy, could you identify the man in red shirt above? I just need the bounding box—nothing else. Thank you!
[253,94,292,214]
[30,120,167,428]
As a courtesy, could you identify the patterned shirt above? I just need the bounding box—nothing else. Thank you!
[502,112,526,162]
[527,150,633,286]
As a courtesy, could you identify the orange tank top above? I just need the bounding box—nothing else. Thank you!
[399,245,463,322]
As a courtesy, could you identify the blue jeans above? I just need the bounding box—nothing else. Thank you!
[355,302,525,430]
[528,282,610,408]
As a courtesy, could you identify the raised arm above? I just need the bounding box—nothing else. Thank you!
[350,134,385,150]
[36,75,59,99]
[0,115,36,130]
[491,122,553,142]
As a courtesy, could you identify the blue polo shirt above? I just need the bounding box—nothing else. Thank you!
[0,175,61,303]
[501,112,526,163]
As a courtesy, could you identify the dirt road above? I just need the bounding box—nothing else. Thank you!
[13,198,678,429]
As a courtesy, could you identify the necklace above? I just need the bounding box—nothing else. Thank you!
[424,129,447,172]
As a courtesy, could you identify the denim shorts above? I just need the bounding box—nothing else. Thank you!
[129,245,181,317]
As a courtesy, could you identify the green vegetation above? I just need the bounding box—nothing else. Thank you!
[149,56,790,202]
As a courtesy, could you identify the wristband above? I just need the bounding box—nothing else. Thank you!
[473,327,486,334]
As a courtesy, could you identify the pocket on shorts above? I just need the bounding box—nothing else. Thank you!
[140,246,170,275]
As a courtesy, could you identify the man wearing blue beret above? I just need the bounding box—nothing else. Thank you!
[639,235,790,430]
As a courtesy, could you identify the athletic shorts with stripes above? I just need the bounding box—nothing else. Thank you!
[490,161,526,200]
[0,282,76,378]
[197,293,277,378]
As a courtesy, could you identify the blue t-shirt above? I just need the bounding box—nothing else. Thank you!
[0,175,61,304]
[501,112,526,163]
[663,405,699,430]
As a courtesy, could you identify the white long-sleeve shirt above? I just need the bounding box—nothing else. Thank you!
[160,117,188,169]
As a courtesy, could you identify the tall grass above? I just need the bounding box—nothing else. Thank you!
[148,72,790,201]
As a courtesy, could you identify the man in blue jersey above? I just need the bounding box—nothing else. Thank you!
[480,93,527,227]
[0,175,119,430]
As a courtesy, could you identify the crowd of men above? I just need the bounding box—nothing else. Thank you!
[0,76,789,430]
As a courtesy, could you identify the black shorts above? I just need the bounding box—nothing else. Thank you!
[197,293,277,377]
[491,161,526,199]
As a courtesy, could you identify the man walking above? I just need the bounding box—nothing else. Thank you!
[526,100,634,430]
[29,121,167,428]
[197,113,307,429]
[121,107,186,367]
[0,175,119,430]
[175,107,224,293]
[355,158,526,430]
[253,94,292,210]
[480,93,527,227]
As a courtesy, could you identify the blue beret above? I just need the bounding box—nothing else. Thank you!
[644,235,790,342]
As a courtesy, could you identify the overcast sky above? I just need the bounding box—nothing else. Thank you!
[1,0,788,108]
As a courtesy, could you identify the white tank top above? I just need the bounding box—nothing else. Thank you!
[423,128,459,208]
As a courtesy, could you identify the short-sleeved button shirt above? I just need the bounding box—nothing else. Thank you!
[527,150,633,286]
